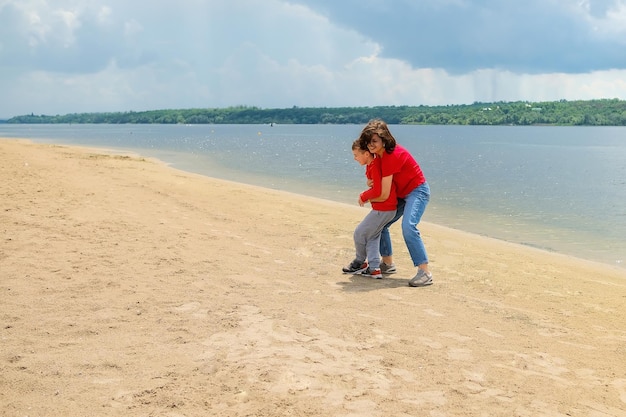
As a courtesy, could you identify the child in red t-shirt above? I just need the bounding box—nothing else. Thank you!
[342,140,397,279]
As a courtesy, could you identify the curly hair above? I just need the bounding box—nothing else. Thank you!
[358,119,397,153]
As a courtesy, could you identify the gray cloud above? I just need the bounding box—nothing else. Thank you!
[292,0,626,73]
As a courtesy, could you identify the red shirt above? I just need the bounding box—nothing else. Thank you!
[360,156,397,211]
[381,144,426,198]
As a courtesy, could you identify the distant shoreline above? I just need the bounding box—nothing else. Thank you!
[5,98,626,126]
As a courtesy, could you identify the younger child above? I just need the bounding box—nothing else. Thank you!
[342,140,397,279]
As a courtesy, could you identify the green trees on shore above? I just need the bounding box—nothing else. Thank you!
[5,99,626,126]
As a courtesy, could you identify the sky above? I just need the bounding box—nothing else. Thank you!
[1,0,626,118]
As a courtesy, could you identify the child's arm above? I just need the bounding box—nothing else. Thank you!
[360,159,391,203]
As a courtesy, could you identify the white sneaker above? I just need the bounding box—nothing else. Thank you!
[408,270,433,287]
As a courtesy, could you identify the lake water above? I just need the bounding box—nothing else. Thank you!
[2,123,625,268]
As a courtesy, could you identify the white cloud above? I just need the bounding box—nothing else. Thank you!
[0,0,625,118]
[566,0,626,36]
[594,1,626,36]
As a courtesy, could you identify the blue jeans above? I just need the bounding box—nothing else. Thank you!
[379,182,430,266]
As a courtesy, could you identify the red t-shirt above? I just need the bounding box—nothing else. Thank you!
[360,156,397,211]
[381,144,426,198]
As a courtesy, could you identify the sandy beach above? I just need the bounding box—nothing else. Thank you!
[2,138,626,417]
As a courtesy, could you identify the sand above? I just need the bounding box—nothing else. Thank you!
[1,138,626,417]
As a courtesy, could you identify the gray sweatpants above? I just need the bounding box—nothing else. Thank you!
[353,209,396,270]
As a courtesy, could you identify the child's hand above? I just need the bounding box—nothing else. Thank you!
[358,197,366,207]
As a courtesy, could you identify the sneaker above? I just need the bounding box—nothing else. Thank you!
[360,267,383,279]
[380,262,396,275]
[342,260,368,274]
[408,269,433,287]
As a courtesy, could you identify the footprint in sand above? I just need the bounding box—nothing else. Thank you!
[475,327,504,338]
[447,348,473,361]
[418,337,443,349]
[612,378,626,404]
[401,390,446,406]
[423,308,444,317]
[439,332,473,343]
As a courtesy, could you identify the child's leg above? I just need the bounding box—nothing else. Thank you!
[353,221,368,263]
[358,210,396,269]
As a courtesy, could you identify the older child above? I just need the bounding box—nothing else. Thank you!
[342,140,397,279]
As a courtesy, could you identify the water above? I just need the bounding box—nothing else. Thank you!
[2,123,625,268]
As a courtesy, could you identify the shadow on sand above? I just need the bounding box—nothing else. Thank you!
[336,273,411,293]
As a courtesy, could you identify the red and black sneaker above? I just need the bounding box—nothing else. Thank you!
[360,267,383,279]
[342,260,368,274]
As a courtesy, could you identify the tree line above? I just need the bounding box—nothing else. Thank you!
[5,99,626,126]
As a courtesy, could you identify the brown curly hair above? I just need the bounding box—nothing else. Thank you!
[358,119,397,153]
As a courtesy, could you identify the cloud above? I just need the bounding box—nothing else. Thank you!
[292,0,626,74]
[0,1,121,73]
[0,0,625,118]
